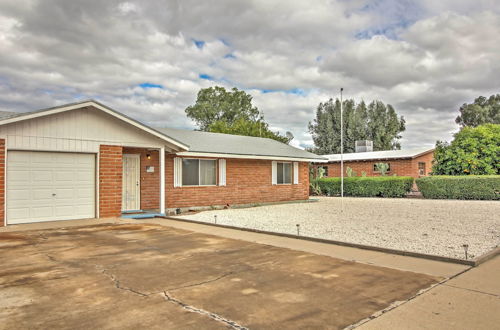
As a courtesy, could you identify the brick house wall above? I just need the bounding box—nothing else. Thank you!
[0,139,4,226]
[316,151,434,179]
[165,155,310,209]
[122,148,160,210]
[99,145,123,217]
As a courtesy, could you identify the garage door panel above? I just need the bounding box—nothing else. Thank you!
[31,206,54,218]
[55,171,75,182]
[32,189,54,200]
[54,205,75,217]
[7,208,30,221]
[7,151,96,224]
[32,171,53,182]
[8,189,31,201]
[54,188,75,200]
[7,170,30,183]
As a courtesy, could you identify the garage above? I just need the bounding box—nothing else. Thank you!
[6,151,96,224]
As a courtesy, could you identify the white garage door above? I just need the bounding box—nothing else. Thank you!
[7,151,96,224]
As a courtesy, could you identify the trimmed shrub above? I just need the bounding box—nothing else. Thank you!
[313,176,414,198]
[416,175,500,200]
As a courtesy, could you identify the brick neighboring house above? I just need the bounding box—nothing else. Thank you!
[0,100,325,226]
[314,148,434,179]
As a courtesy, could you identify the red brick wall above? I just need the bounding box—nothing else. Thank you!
[316,151,434,179]
[412,152,434,176]
[0,139,4,226]
[99,145,123,217]
[122,148,160,210]
[165,155,310,208]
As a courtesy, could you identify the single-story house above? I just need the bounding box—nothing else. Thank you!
[0,100,325,226]
[315,148,434,178]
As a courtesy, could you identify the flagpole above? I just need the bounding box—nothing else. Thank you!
[340,87,344,212]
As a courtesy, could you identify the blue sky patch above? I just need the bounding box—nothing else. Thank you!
[193,39,205,49]
[224,53,236,59]
[261,88,308,96]
[199,73,215,81]
[138,82,164,89]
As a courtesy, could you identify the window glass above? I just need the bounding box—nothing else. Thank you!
[373,163,391,172]
[277,162,284,183]
[182,159,199,186]
[283,163,292,184]
[276,162,292,184]
[318,166,328,177]
[200,159,216,185]
[418,162,426,175]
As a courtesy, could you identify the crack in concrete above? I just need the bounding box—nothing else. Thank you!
[97,267,247,328]
[442,283,500,297]
[162,291,248,330]
[100,268,149,297]
[166,272,234,292]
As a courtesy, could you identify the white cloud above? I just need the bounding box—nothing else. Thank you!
[0,0,498,150]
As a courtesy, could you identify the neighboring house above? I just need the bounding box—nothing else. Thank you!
[315,147,434,178]
[0,100,325,226]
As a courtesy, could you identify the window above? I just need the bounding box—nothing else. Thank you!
[182,159,216,186]
[418,162,426,176]
[373,163,391,172]
[277,162,292,184]
[317,166,328,177]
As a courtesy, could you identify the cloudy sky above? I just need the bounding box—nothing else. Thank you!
[0,0,499,150]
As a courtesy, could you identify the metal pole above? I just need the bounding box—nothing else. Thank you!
[340,88,344,212]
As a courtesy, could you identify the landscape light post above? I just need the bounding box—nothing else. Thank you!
[340,87,344,212]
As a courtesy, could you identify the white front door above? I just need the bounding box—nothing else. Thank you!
[7,151,96,224]
[122,154,140,211]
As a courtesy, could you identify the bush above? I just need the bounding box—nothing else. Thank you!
[432,124,500,175]
[313,176,414,198]
[416,175,500,200]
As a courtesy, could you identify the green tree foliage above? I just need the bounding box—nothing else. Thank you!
[432,124,500,175]
[207,118,293,144]
[185,86,292,144]
[186,86,259,130]
[455,94,500,128]
[308,98,405,154]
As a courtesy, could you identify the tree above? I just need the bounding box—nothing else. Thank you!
[185,86,260,130]
[455,94,500,128]
[432,124,500,175]
[308,98,405,154]
[186,86,292,144]
[208,118,293,144]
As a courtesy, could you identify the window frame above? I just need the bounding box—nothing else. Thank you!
[373,163,391,173]
[418,162,426,176]
[277,161,292,185]
[318,165,328,177]
[181,158,218,187]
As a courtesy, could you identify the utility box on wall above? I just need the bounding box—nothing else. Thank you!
[146,166,155,173]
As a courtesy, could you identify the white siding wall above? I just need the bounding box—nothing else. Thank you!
[0,107,169,152]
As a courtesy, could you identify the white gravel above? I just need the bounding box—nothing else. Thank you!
[175,197,500,259]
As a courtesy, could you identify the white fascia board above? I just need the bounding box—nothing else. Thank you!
[175,151,327,162]
[0,101,190,151]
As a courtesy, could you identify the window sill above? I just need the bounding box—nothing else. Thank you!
[179,185,218,187]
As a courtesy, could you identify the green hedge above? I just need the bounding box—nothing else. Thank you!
[313,176,414,198]
[416,175,500,200]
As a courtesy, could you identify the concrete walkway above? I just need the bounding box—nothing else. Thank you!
[359,255,500,330]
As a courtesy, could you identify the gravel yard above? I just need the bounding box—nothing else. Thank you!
[175,197,500,259]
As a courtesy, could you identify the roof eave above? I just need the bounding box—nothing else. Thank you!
[0,100,190,151]
[176,151,327,162]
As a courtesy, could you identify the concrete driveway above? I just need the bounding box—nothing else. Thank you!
[0,223,439,329]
